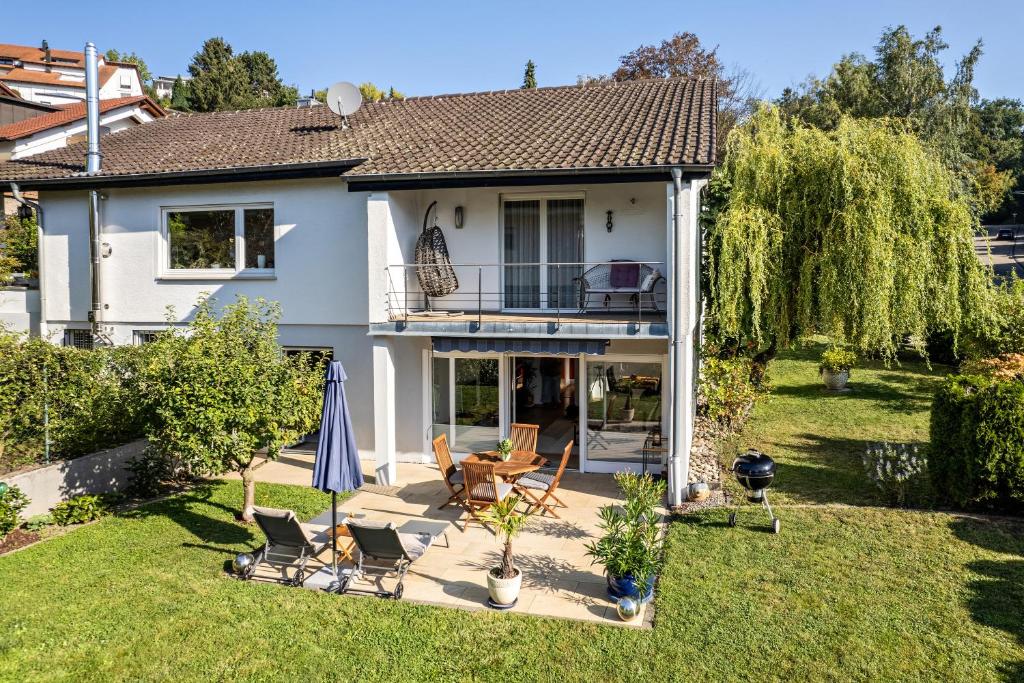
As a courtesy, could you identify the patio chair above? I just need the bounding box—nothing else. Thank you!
[575,261,663,313]
[432,433,466,510]
[461,461,515,528]
[339,520,433,600]
[246,506,330,587]
[514,440,573,519]
[509,422,540,453]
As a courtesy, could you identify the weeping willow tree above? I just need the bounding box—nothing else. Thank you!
[706,105,993,362]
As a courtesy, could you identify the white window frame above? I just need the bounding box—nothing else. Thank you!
[428,351,507,462]
[158,203,276,280]
[499,192,585,312]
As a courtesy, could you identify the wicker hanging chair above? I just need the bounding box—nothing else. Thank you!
[415,201,459,298]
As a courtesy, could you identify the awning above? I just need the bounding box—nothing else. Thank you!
[432,337,607,356]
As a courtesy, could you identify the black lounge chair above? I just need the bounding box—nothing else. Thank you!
[339,520,433,599]
[245,506,330,587]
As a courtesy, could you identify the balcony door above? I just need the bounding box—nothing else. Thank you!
[502,195,584,310]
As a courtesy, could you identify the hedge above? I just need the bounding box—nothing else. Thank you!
[930,372,1024,511]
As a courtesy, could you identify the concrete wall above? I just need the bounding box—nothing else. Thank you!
[0,287,39,335]
[7,439,148,517]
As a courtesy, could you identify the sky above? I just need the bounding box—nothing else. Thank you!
[4,0,1023,101]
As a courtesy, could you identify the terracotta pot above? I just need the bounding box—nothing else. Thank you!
[487,567,522,606]
[821,368,850,391]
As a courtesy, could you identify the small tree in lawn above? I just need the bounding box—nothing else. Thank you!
[143,296,324,521]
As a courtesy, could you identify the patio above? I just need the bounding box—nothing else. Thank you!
[236,454,661,627]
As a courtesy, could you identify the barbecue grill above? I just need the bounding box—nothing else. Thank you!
[728,449,780,533]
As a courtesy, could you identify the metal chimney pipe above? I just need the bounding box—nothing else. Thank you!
[84,42,101,174]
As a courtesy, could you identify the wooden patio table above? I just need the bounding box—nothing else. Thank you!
[464,450,548,481]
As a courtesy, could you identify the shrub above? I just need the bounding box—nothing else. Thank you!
[930,373,1024,511]
[698,354,758,426]
[863,442,932,507]
[22,514,53,532]
[0,484,30,538]
[585,472,666,585]
[51,494,110,526]
[0,214,38,280]
[819,347,857,375]
[124,448,195,499]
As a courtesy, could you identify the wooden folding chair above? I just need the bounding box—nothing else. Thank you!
[509,422,539,453]
[432,434,465,510]
[515,440,573,518]
[461,461,515,528]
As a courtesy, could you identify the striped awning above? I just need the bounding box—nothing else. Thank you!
[431,337,607,356]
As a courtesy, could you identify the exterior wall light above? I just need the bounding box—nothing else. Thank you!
[454,205,465,229]
[606,210,614,232]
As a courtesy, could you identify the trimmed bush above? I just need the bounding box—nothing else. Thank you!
[0,484,30,538]
[930,372,1024,511]
[51,494,111,526]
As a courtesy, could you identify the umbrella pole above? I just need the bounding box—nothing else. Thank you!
[331,491,338,585]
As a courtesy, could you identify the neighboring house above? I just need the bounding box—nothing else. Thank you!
[0,96,165,160]
[0,41,143,106]
[152,75,188,101]
[0,77,716,507]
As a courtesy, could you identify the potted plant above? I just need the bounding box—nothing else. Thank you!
[618,377,637,422]
[481,495,531,608]
[585,472,665,608]
[819,346,857,391]
[496,438,514,462]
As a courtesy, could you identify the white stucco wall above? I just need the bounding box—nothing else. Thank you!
[0,287,39,335]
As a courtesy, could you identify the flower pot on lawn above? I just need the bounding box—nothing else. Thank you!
[820,368,850,391]
[487,567,522,607]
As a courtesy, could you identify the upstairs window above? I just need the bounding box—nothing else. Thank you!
[162,204,275,276]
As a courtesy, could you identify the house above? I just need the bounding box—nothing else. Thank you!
[0,77,716,507]
[0,95,165,160]
[0,41,144,106]
[153,75,188,102]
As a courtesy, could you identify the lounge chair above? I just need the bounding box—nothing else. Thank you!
[339,520,433,599]
[462,461,515,528]
[246,506,330,586]
[509,422,539,453]
[432,433,466,510]
[514,440,573,519]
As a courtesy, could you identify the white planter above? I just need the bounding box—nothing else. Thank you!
[486,567,522,606]
[821,368,850,391]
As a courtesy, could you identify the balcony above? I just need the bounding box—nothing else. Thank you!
[373,261,669,338]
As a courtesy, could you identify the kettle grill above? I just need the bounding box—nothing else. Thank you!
[728,449,780,534]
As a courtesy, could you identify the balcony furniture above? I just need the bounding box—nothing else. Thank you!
[432,433,465,510]
[575,261,663,313]
[461,461,518,527]
[463,451,548,481]
[514,440,573,519]
[327,523,359,563]
[246,506,331,586]
[509,422,540,453]
[338,519,434,600]
[415,200,459,300]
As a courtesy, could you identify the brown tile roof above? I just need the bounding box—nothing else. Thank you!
[0,77,716,185]
[0,44,85,66]
[0,96,164,141]
[0,67,85,87]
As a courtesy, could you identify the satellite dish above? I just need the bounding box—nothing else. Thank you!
[325,81,362,127]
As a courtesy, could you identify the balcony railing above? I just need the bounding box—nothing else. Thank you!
[384,261,667,328]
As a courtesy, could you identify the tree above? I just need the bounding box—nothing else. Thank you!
[0,214,38,280]
[237,51,298,107]
[522,60,537,89]
[706,106,993,362]
[170,76,190,110]
[105,48,152,83]
[143,297,325,521]
[358,82,404,103]
[187,37,246,112]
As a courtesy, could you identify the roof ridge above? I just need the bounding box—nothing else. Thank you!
[396,75,710,102]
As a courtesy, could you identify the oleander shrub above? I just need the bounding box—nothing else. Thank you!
[863,442,932,508]
[930,370,1024,511]
[0,484,30,538]
[51,494,112,526]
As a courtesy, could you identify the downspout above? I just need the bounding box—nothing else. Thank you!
[669,167,686,506]
[84,42,106,344]
[9,183,47,340]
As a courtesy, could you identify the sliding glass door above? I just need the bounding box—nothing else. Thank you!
[503,195,583,310]
[432,356,501,455]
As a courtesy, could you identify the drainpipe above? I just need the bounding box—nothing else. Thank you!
[9,183,47,340]
[669,167,686,506]
[84,42,106,344]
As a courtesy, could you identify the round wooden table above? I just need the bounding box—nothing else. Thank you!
[463,450,548,480]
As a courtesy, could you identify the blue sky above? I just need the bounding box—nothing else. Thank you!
[6,0,1023,100]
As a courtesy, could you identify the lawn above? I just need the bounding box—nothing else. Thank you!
[1,346,1022,681]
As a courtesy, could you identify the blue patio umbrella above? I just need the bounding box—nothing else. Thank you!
[312,361,364,583]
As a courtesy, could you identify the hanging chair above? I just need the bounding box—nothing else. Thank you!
[415,201,459,299]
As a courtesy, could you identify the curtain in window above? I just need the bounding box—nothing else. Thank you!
[547,198,584,310]
[503,200,540,308]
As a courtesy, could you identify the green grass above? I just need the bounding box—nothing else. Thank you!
[1,344,1022,681]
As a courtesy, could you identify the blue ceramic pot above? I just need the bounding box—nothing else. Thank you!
[606,573,655,603]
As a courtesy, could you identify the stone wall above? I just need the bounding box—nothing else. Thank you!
[5,439,147,517]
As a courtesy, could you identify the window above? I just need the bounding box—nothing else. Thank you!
[283,347,333,370]
[163,205,274,275]
[64,329,93,349]
[585,360,663,464]
[502,195,584,309]
[431,356,500,454]
[133,330,159,345]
